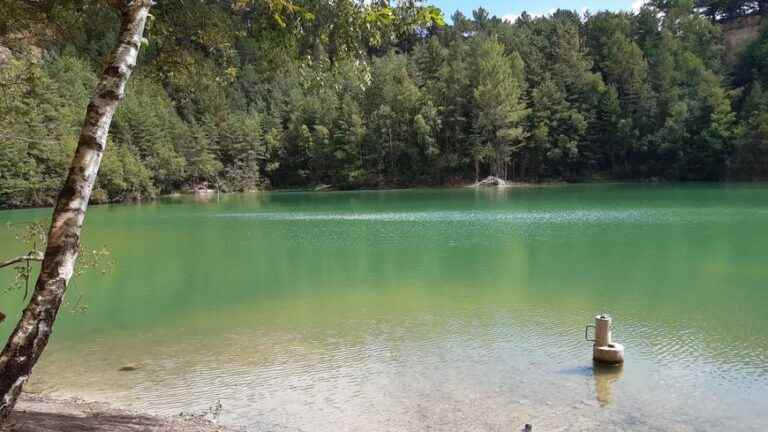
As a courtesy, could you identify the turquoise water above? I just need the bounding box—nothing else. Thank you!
[0,184,767,431]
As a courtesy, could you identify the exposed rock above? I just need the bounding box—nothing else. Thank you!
[473,176,509,187]
[314,184,332,192]
[721,15,764,65]
[0,45,12,68]
[191,183,213,193]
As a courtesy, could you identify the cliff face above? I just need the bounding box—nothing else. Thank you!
[721,15,764,64]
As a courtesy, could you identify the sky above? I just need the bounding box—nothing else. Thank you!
[429,0,644,22]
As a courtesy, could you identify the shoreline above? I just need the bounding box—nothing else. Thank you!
[7,394,240,432]
[268,180,556,193]
[1,180,545,211]
[3,179,768,211]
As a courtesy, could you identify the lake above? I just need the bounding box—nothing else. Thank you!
[1,184,767,431]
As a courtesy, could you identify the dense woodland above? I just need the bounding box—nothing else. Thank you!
[0,0,767,208]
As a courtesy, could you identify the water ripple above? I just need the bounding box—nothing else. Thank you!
[211,208,766,225]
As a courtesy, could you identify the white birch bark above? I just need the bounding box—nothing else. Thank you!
[0,0,154,421]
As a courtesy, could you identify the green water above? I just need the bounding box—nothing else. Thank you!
[1,184,767,431]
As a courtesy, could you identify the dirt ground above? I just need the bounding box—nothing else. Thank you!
[5,395,241,432]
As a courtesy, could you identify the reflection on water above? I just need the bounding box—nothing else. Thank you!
[558,363,623,407]
[1,184,768,431]
[594,364,623,406]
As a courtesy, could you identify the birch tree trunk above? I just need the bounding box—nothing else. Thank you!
[0,1,154,422]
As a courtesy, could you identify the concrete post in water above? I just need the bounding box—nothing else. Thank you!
[594,315,611,347]
[585,314,624,365]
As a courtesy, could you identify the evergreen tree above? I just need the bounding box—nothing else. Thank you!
[471,37,528,179]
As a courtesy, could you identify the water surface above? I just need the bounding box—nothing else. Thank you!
[1,184,767,431]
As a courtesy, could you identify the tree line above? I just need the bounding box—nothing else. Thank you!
[1,0,767,208]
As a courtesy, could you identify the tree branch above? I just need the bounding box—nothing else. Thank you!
[0,134,59,145]
[0,253,44,270]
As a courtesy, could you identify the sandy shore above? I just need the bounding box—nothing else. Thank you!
[5,395,241,432]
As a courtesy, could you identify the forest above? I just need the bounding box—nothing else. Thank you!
[1,0,767,208]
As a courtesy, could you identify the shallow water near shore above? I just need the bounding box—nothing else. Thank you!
[1,184,767,431]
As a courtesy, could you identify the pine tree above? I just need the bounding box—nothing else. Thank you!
[471,37,528,179]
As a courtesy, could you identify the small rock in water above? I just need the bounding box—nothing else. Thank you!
[118,363,144,372]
